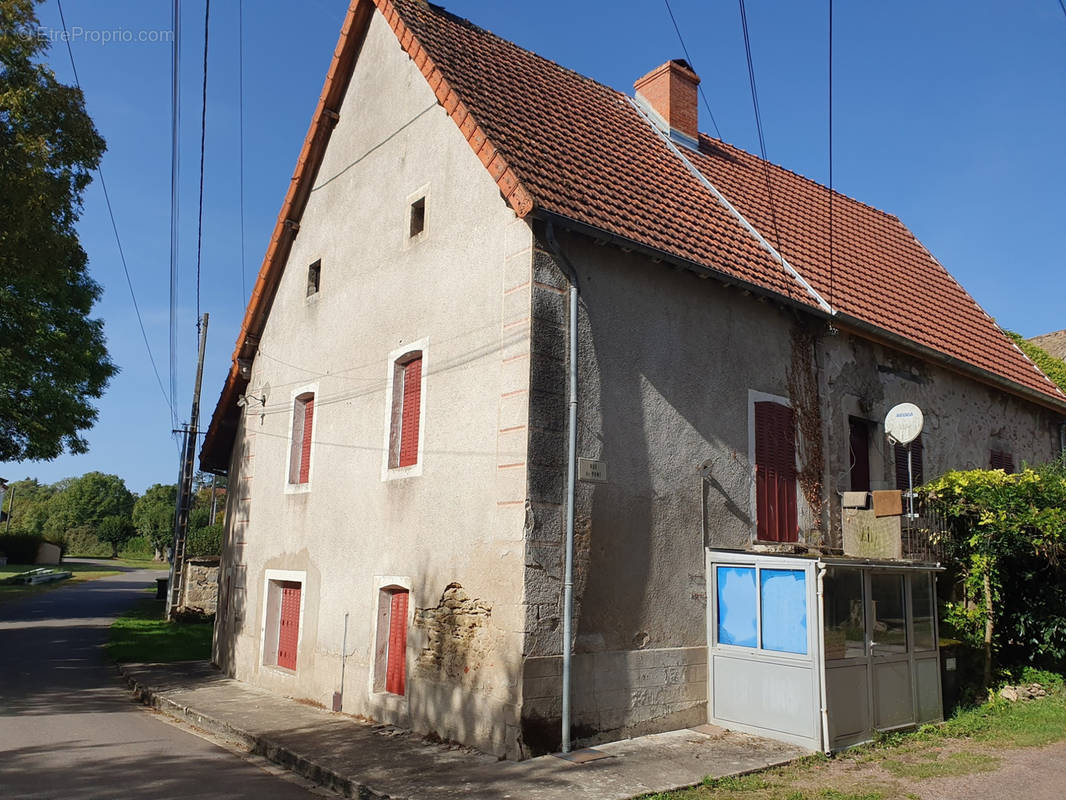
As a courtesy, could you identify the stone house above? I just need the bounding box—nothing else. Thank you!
[199,0,1066,758]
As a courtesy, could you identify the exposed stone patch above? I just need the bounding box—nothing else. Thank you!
[414,583,493,683]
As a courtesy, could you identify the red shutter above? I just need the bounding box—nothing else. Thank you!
[277,582,301,670]
[299,396,314,483]
[385,590,408,695]
[398,357,422,467]
[754,401,797,542]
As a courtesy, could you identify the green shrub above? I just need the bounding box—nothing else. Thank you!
[0,533,44,563]
[119,535,155,558]
[186,523,222,557]
[63,525,109,557]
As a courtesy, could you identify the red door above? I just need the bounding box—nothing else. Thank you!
[385,590,409,695]
[277,582,301,670]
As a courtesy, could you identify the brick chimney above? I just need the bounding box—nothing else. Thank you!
[634,59,700,143]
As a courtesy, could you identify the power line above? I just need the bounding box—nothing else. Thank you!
[54,0,175,420]
[195,0,211,326]
[828,0,835,313]
[661,0,723,139]
[169,0,181,424]
[1059,0,1066,21]
[737,0,784,255]
[238,0,247,304]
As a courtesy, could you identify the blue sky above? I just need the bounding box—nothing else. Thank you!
[3,0,1064,494]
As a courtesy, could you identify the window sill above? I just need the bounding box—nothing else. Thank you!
[284,482,312,495]
[381,463,422,482]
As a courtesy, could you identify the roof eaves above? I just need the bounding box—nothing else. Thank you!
[373,0,535,218]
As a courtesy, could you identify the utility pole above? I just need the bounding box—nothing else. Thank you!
[4,482,13,534]
[209,474,218,523]
[168,313,209,618]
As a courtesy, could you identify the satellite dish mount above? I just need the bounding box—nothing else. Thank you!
[884,403,925,518]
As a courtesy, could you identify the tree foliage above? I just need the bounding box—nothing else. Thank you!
[132,483,177,557]
[0,0,115,461]
[97,514,135,557]
[44,471,134,539]
[920,463,1066,674]
[1007,331,1066,395]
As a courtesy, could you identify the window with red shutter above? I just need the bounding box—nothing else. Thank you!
[289,392,315,485]
[754,401,797,542]
[277,581,301,670]
[389,353,423,469]
[385,589,409,695]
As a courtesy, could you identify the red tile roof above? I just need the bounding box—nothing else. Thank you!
[200,0,1064,471]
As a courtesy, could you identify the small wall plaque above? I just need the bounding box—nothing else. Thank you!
[578,458,607,483]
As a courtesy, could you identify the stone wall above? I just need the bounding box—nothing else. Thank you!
[181,557,219,615]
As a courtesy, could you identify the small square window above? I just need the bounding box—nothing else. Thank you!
[409,196,425,239]
[307,260,321,297]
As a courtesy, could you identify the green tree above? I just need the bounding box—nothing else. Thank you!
[1007,331,1066,395]
[45,472,134,542]
[0,477,57,534]
[0,0,115,461]
[132,484,177,561]
[97,514,135,558]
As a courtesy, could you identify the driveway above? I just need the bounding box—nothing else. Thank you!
[0,564,317,799]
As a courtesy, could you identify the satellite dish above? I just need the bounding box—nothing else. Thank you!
[885,402,924,445]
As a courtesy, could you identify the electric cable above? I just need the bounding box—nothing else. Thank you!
[737,0,784,257]
[195,0,211,327]
[54,0,176,421]
[661,0,723,139]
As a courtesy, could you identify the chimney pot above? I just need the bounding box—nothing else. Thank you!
[634,59,700,143]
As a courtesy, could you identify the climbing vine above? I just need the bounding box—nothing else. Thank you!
[787,326,826,532]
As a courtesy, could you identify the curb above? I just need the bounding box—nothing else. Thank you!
[119,666,389,799]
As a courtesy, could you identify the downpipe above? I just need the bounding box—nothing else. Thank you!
[816,562,831,754]
[546,221,579,753]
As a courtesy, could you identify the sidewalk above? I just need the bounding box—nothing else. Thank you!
[120,662,809,799]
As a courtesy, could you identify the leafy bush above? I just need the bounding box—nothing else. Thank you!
[119,535,155,559]
[186,523,222,557]
[921,462,1066,675]
[0,533,44,563]
[1007,332,1066,394]
[62,525,109,557]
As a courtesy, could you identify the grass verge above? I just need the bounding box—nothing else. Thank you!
[639,678,1066,800]
[107,597,213,663]
[0,562,120,605]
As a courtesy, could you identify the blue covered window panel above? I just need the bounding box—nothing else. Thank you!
[717,566,757,647]
[760,569,807,654]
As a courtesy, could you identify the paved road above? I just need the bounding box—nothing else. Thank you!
[0,563,316,799]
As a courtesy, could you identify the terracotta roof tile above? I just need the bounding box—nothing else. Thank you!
[390,0,1064,404]
[200,0,1063,473]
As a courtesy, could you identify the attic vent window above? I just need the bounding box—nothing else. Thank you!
[307,260,321,297]
[409,196,425,239]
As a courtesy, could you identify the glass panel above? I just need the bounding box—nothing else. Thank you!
[823,567,866,659]
[760,569,807,654]
[871,573,908,654]
[912,573,935,651]
[716,566,757,648]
